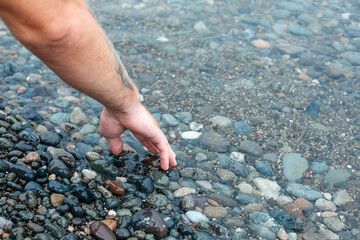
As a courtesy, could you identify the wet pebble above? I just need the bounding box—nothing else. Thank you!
[131,208,168,239]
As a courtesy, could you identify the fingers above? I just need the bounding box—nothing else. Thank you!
[141,140,159,155]
[105,136,124,156]
[156,140,170,170]
[169,148,177,167]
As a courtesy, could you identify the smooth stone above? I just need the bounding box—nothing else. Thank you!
[81,169,97,179]
[323,217,345,232]
[233,121,253,136]
[236,193,260,205]
[282,153,308,182]
[48,160,70,179]
[255,161,273,176]
[249,224,276,240]
[175,112,192,124]
[39,132,60,146]
[63,198,84,217]
[115,228,131,240]
[186,211,209,223]
[44,221,67,238]
[72,185,95,203]
[204,206,227,218]
[232,162,250,177]
[10,164,36,181]
[85,152,101,161]
[91,160,120,178]
[181,131,202,140]
[210,115,232,127]
[333,190,353,206]
[173,187,196,197]
[48,180,70,194]
[324,169,351,184]
[179,167,207,180]
[70,107,88,124]
[239,140,263,156]
[104,180,125,196]
[286,183,322,201]
[47,147,76,168]
[27,222,45,233]
[131,209,168,239]
[275,42,305,55]
[50,193,65,206]
[199,132,230,153]
[340,51,360,65]
[79,123,96,135]
[0,217,14,231]
[314,198,337,212]
[195,180,213,191]
[253,178,281,192]
[90,221,116,240]
[0,160,10,172]
[49,113,70,125]
[161,114,178,126]
[288,25,312,36]
[136,176,155,194]
[216,169,237,183]
[310,161,329,174]
[208,193,238,207]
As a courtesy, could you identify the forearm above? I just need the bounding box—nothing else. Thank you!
[0,0,139,113]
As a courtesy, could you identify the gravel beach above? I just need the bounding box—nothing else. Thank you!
[0,0,359,239]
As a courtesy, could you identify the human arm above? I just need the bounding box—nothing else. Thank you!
[0,0,176,170]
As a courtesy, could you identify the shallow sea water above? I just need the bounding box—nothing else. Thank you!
[0,0,360,239]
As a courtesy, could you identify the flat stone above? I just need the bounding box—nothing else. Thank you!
[314,198,337,212]
[199,132,230,153]
[286,183,322,201]
[90,221,116,240]
[324,169,351,184]
[161,114,178,126]
[181,131,202,140]
[186,211,209,223]
[174,187,196,197]
[216,169,237,183]
[275,42,305,55]
[210,115,232,127]
[323,217,345,232]
[333,190,353,206]
[70,107,88,124]
[282,153,308,182]
[204,206,227,218]
[239,140,263,156]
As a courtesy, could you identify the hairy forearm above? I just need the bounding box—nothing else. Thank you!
[0,0,139,113]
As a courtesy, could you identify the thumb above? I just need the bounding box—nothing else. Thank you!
[105,136,124,155]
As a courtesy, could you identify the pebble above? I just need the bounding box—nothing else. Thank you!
[186,211,209,223]
[50,193,65,206]
[101,219,117,231]
[199,132,230,153]
[69,107,88,124]
[216,169,237,183]
[90,221,116,240]
[85,152,101,161]
[275,42,305,55]
[210,115,232,127]
[239,140,263,156]
[174,187,196,197]
[131,209,168,239]
[324,169,351,184]
[161,114,178,126]
[204,206,228,218]
[323,217,345,232]
[181,131,202,140]
[233,121,253,136]
[251,39,271,49]
[286,183,322,201]
[0,217,13,231]
[282,153,309,182]
[333,190,353,206]
[314,198,337,212]
[25,152,41,163]
[81,169,97,179]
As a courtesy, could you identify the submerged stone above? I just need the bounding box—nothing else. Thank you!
[131,209,168,239]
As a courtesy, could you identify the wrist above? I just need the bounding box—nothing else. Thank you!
[104,89,142,116]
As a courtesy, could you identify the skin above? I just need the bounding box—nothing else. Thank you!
[0,0,176,170]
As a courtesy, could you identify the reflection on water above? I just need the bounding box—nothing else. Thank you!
[0,0,359,239]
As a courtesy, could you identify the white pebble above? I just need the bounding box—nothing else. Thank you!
[189,122,203,131]
[323,193,332,201]
[230,152,245,162]
[181,131,202,140]
[108,210,117,217]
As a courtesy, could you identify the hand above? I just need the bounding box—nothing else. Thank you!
[99,103,177,170]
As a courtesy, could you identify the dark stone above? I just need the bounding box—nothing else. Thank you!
[63,197,84,217]
[117,215,132,229]
[24,181,43,193]
[91,160,120,178]
[131,209,168,239]
[39,132,60,146]
[269,209,296,231]
[7,150,23,158]
[26,222,45,233]
[233,121,253,136]
[255,161,273,176]
[207,193,238,207]
[136,176,155,194]
[18,130,39,145]
[90,221,116,240]
[72,185,94,204]
[15,143,33,151]
[40,152,52,164]
[10,164,36,181]
[0,160,10,172]
[231,162,250,177]
[138,73,156,84]
[104,198,121,209]
[48,180,70,194]
[56,204,70,214]
[115,228,131,240]
[177,223,194,235]
[48,160,70,179]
